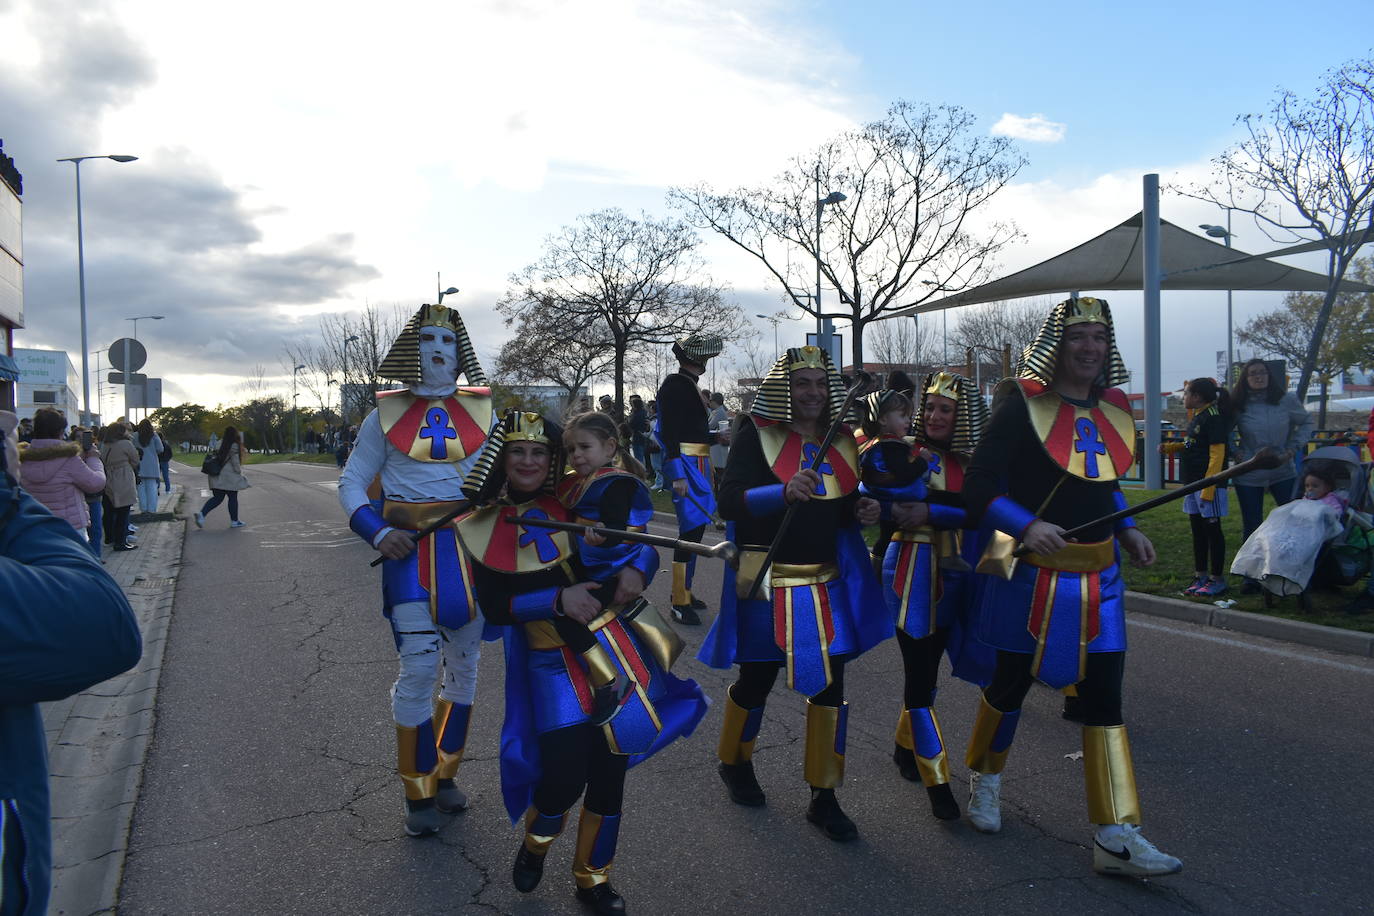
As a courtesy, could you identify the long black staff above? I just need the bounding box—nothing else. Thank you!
[742,372,879,602]
[367,500,472,567]
[1011,446,1283,558]
[505,515,740,567]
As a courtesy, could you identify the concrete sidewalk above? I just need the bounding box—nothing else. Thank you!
[43,482,187,916]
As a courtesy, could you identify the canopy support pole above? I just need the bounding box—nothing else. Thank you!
[1142,174,1163,489]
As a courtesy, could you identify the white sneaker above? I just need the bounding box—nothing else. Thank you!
[230,520,245,528]
[1093,824,1183,877]
[194,512,204,528]
[967,772,1001,833]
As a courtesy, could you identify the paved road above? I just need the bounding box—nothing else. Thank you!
[119,461,1374,915]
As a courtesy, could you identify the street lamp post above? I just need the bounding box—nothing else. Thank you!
[756,312,786,360]
[1200,213,1235,383]
[436,274,459,303]
[125,314,162,421]
[292,364,306,453]
[57,154,138,426]
[814,166,846,366]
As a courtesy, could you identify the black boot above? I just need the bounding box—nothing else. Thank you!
[588,678,633,726]
[806,787,857,842]
[670,603,701,625]
[512,844,546,892]
[926,783,960,821]
[575,883,627,915]
[892,743,920,782]
[717,761,766,807]
[1061,695,1086,723]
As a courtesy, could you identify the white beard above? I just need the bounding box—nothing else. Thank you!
[412,326,459,398]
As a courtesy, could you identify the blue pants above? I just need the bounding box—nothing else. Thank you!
[137,477,159,513]
[159,459,171,491]
[1234,478,1296,541]
[201,489,239,522]
[86,497,103,558]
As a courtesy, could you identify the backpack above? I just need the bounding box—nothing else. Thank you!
[201,453,224,476]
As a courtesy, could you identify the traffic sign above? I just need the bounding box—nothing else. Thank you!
[108,371,148,386]
[109,338,147,372]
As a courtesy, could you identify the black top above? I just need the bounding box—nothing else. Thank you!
[719,419,857,562]
[964,392,1123,543]
[1179,403,1231,487]
[655,372,714,460]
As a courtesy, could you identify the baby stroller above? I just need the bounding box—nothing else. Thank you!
[1230,446,1373,611]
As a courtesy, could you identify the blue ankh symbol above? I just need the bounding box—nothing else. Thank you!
[419,407,457,459]
[1073,417,1107,478]
[802,442,833,496]
[517,509,560,562]
[925,449,942,479]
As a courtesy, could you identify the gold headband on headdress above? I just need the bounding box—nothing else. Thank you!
[1063,296,1108,327]
[377,303,489,388]
[789,345,828,371]
[505,412,551,445]
[923,371,962,402]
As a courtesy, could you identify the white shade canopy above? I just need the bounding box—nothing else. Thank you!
[892,212,1374,317]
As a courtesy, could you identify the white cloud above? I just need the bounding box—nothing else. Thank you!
[990,112,1066,143]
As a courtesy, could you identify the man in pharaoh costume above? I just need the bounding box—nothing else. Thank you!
[338,303,492,837]
[653,334,725,625]
[699,345,890,842]
[961,296,1182,877]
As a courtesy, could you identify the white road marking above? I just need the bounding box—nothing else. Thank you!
[1127,617,1374,675]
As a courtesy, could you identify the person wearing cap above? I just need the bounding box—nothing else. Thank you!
[699,345,889,842]
[960,296,1181,878]
[457,410,707,915]
[653,334,725,625]
[338,303,492,837]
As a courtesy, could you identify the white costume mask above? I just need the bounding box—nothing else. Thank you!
[414,325,460,397]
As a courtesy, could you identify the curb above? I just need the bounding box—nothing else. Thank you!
[45,488,186,915]
[1125,590,1374,659]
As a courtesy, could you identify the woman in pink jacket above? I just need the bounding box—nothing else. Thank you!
[17,409,106,543]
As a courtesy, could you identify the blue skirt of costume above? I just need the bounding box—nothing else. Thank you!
[498,617,709,823]
[668,453,715,533]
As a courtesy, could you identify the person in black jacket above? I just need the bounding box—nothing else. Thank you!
[653,335,724,625]
[0,410,142,916]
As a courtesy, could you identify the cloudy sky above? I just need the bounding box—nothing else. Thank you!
[2,0,1370,413]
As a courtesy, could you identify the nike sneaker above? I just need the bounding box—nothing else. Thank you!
[1093,824,1183,877]
[967,771,1001,833]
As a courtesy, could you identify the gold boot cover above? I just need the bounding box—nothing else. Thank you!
[804,699,848,789]
[964,694,1021,775]
[396,722,439,801]
[572,808,621,889]
[1083,724,1141,824]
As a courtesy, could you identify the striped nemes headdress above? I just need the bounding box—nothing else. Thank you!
[1017,296,1129,389]
[752,345,848,426]
[378,304,488,388]
[912,371,988,454]
[672,334,723,366]
[462,409,562,503]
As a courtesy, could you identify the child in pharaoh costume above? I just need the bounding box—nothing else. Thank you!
[338,303,492,837]
[699,346,890,843]
[961,297,1181,877]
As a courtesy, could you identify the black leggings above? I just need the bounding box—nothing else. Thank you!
[532,723,628,816]
[732,656,847,709]
[895,628,950,709]
[201,489,239,521]
[1189,513,1226,576]
[673,524,705,563]
[984,650,1125,727]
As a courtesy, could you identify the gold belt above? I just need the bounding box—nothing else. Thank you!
[892,527,935,544]
[383,499,465,530]
[679,442,711,457]
[1023,537,1115,573]
[524,608,619,649]
[770,562,839,589]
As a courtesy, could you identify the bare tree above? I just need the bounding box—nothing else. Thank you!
[868,314,940,374]
[670,100,1025,369]
[951,297,1050,359]
[1185,56,1374,403]
[499,209,744,409]
[493,309,615,409]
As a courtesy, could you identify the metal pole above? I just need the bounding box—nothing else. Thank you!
[1225,209,1233,384]
[74,161,91,426]
[293,369,299,453]
[1142,174,1163,489]
[815,167,826,357]
[123,328,132,422]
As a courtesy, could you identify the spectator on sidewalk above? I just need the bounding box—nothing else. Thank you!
[707,391,729,491]
[195,426,250,529]
[157,431,173,493]
[628,394,649,468]
[99,424,139,552]
[16,408,105,538]
[0,408,142,916]
[134,420,163,516]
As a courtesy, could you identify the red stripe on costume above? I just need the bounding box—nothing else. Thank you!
[892,543,912,599]
[817,584,835,644]
[483,506,519,569]
[386,399,428,454]
[1028,567,1054,639]
[418,536,433,592]
[1043,402,1077,468]
[606,620,652,688]
[562,646,595,714]
[827,443,858,495]
[1094,408,1134,474]
[771,434,804,483]
[1085,571,1101,642]
[447,397,487,455]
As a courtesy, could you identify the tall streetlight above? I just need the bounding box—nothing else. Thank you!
[343,335,360,423]
[57,154,138,426]
[292,364,306,453]
[125,314,162,421]
[814,166,846,367]
[756,312,787,360]
[1200,213,1235,383]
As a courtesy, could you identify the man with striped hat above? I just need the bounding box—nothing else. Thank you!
[653,334,725,625]
[338,302,492,837]
[960,296,1182,877]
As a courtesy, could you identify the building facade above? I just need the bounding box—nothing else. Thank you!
[0,140,23,409]
[14,348,80,421]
